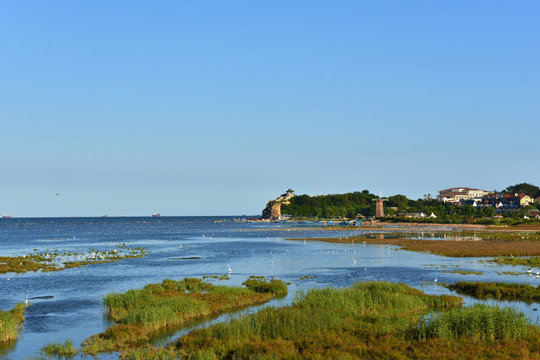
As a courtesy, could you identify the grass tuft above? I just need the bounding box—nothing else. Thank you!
[40,339,78,358]
[411,304,531,342]
[0,303,25,343]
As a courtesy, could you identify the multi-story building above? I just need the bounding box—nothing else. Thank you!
[438,187,490,203]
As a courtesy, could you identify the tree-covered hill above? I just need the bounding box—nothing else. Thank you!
[280,190,378,218]
[281,191,498,220]
[278,183,540,222]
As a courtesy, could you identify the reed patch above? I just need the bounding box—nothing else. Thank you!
[121,281,540,359]
[81,276,287,355]
[0,303,25,343]
[39,339,78,358]
[447,281,540,302]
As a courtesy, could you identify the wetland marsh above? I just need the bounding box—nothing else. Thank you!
[1,217,540,359]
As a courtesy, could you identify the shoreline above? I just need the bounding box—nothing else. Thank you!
[243,221,540,233]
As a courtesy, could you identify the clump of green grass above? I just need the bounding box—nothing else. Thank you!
[0,303,25,343]
[242,276,287,298]
[411,304,531,341]
[81,277,286,355]
[447,281,540,302]
[0,255,58,273]
[40,339,78,358]
[489,256,540,267]
[442,270,483,275]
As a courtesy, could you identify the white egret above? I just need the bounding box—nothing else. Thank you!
[228,264,232,274]
[25,295,28,307]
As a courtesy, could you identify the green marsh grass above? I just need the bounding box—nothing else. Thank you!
[0,244,150,274]
[121,281,540,360]
[242,276,287,298]
[40,339,78,358]
[81,277,287,355]
[448,281,540,302]
[0,303,25,343]
[442,270,483,275]
[411,304,531,342]
[490,256,540,267]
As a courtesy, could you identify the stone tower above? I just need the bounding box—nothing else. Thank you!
[373,198,388,218]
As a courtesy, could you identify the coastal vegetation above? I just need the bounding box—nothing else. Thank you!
[120,281,540,359]
[297,235,540,258]
[81,277,287,355]
[39,339,78,358]
[280,191,499,221]
[280,190,378,218]
[0,243,150,274]
[442,270,483,276]
[473,231,540,242]
[490,256,540,267]
[277,183,540,224]
[447,281,540,302]
[0,303,25,343]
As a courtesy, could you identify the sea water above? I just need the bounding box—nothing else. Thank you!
[1,217,538,359]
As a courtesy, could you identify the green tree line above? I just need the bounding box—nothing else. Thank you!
[279,183,539,222]
[280,190,377,219]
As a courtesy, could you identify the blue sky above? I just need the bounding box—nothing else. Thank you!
[1,1,539,217]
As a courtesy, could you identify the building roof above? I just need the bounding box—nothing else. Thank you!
[439,187,488,193]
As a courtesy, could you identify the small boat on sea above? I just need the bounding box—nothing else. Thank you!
[2,215,12,219]
[152,212,161,217]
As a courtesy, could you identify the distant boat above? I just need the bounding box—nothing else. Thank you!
[152,212,161,217]
[101,214,108,218]
[2,215,12,219]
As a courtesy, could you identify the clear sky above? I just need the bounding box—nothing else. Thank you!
[1,1,539,217]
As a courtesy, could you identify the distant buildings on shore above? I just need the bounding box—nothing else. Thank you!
[438,187,537,214]
[438,187,490,203]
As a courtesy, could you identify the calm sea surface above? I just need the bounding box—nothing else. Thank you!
[1,217,539,359]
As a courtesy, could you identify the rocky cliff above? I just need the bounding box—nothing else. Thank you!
[262,189,295,220]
